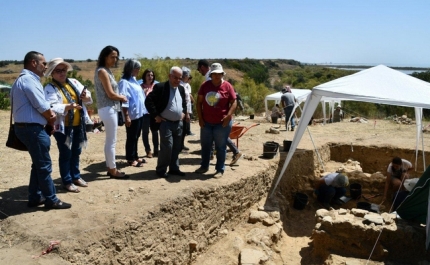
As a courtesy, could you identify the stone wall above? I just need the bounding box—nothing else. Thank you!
[276,146,330,199]
[312,208,430,263]
[276,143,430,206]
[55,166,277,264]
[329,144,430,176]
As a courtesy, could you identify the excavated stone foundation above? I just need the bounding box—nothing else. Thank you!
[275,143,430,264]
[312,208,430,264]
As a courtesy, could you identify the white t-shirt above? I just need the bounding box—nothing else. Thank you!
[387,159,412,178]
[180,81,192,113]
[205,71,211,81]
[322,173,339,187]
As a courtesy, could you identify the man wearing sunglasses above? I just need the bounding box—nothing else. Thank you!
[12,51,72,210]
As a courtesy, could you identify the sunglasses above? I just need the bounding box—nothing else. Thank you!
[54,68,68,74]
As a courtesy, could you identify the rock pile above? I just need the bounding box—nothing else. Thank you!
[350,117,368,123]
[390,114,415,125]
[237,208,283,265]
[312,207,430,263]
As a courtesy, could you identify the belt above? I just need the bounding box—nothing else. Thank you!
[163,118,180,122]
[15,122,43,127]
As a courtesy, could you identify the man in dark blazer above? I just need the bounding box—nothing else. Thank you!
[145,66,189,178]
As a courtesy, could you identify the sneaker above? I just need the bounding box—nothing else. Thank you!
[291,127,295,131]
[45,200,72,210]
[194,167,209,174]
[230,152,243,166]
[214,171,223,179]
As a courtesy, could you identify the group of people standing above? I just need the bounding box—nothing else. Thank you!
[11,47,241,210]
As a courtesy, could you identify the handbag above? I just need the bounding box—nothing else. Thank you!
[6,97,28,151]
[6,124,27,151]
[6,73,27,151]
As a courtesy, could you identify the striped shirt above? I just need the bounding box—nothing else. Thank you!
[12,69,50,125]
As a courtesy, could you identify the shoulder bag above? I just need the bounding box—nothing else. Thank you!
[6,77,28,151]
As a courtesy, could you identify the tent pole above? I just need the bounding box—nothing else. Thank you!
[297,103,325,172]
[269,94,322,199]
[422,126,426,169]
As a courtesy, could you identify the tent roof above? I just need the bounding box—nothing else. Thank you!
[312,65,430,108]
[265,88,311,104]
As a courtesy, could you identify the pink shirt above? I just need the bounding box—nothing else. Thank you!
[141,83,154,96]
[198,80,236,124]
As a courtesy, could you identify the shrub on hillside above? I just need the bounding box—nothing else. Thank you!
[235,77,270,114]
[0,92,10,110]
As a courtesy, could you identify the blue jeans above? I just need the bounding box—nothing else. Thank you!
[143,114,159,153]
[156,120,183,174]
[316,184,346,204]
[53,126,83,186]
[125,116,143,161]
[14,123,59,205]
[181,118,192,149]
[227,137,239,155]
[284,106,295,130]
[200,121,232,172]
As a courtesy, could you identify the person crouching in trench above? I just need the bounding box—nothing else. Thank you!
[314,173,349,209]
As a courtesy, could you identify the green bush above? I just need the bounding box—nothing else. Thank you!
[0,92,10,109]
[223,58,269,84]
[235,77,271,114]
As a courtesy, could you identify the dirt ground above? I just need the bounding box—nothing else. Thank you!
[1,107,429,264]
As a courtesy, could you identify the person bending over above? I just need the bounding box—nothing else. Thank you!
[314,172,349,209]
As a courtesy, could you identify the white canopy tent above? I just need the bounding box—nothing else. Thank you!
[264,88,343,123]
[270,64,430,247]
[264,88,311,119]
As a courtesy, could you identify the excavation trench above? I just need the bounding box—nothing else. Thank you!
[2,143,429,264]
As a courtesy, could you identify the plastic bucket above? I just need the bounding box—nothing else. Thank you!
[293,193,308,210]
[350,183,362,200]
[283,140,292,152]
[271,117,278,123]
[250,114,255,119]
[263,141,279,158]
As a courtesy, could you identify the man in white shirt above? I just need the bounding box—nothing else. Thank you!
[381,157,413,204]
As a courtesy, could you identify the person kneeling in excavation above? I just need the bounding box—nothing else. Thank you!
[381,157,414,205]
[314,173,349,209]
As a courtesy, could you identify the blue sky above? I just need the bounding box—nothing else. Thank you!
[1,0,429,67]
